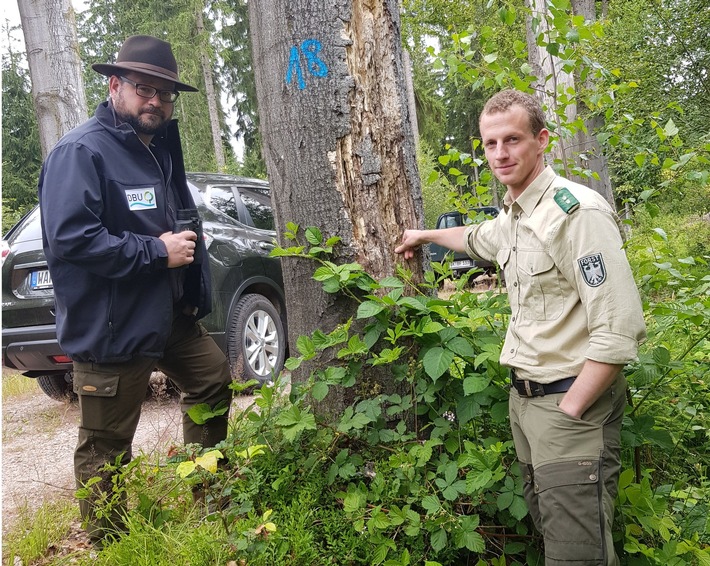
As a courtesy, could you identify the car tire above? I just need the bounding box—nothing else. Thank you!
[36,372,76,402]
[227,293,285,385]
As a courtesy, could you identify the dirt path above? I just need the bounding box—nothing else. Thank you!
[1,381,252,535]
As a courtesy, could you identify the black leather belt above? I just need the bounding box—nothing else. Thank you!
[510,370,576,397]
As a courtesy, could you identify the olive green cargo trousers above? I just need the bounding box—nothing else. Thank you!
[509,375,626,566]
[72,312,232,542]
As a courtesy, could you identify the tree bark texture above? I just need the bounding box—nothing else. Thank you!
[249,0,425,410]
[18,0,88,158]
[525,0,614,204]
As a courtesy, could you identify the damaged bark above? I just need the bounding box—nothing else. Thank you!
[249,0,424,411]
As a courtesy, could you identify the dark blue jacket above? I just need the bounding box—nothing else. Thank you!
[38,101,211,363]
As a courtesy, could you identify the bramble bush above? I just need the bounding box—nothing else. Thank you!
[88,216,706,566]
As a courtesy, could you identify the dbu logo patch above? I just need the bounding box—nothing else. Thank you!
[125,188,157,211]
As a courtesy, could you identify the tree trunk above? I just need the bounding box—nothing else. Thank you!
[249,0,424,415]
[570,0,614,204]
[196,5,226,171]
[525,0,614,204]
[18,0,88,158]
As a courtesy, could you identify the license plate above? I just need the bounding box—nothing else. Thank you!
[450,260,472,269]
[30,269,53,290]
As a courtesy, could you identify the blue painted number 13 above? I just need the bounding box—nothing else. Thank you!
[286,39,328,90]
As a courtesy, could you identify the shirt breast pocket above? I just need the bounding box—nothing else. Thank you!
[521,252,564,321]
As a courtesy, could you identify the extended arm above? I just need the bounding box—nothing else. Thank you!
[395,226,469,260]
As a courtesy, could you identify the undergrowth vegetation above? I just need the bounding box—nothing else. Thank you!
[20,205,705,565]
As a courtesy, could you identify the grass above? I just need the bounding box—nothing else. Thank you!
[2,369,38,400]
[1,500,77,565]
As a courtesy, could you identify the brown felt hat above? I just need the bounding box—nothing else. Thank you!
[92,35,198,92]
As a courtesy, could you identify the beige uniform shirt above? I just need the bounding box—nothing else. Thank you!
[464,166,646,383]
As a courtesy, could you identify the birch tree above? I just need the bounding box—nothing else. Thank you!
[249,0,425,412]
[18,0,88,158]
[196,5,226,171]
[526,0,614,203]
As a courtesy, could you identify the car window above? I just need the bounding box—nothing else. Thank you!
[209,186,241,222]
[443,215,460,228]
[240,187,274,231]
[6,206,42,243]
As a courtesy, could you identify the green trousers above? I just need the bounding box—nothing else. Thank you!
[72,313,232,541]
[509,375,626,566]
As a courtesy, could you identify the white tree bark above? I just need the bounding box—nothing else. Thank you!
[18,0,88,158]
[196,6,226,171]
[525,0,614,204]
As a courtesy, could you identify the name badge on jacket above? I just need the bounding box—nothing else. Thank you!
[125,187,157,211]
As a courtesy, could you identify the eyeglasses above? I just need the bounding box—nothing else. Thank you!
[119,76,179,103]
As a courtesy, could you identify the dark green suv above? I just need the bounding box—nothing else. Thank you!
[2,173,287,400]
[429,207,500,278]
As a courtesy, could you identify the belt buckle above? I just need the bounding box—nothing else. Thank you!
[523,380,533,397]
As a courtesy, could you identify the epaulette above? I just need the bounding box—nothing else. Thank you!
[554,187,580,214]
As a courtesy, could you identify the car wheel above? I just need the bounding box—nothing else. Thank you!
[36,372,76,402]
[227,293,286,385]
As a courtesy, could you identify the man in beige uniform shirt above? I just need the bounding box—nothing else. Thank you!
[396,89,646,565]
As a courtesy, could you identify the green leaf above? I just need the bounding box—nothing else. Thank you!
[421,495,441,514]
[369,510,391,529]
[463,374,491,395]
[274,406,317,441]
[490,401,509,423]
[296,335,316,357]
[305,227,323,245]
[423,347,455,381]
[422,320,445,334]
[431,528,448,553]
[358,301,386,319]
[312,266,335,281]
[497,490,514,510]
[446,337,475,357]
[466,468,493,493]
[379,276,404,288]
[397,296,428,312]
[498,6,515,24]
[186,401,229,425]
[343,489,366,513]
[509,495,528,520]
[311,381,329,401]
[663,118,679,137]
[454,515,484,552]
[566,28,580,42]
[652,227,668,241]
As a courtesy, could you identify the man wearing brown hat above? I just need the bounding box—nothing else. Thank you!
[38,35,233,544]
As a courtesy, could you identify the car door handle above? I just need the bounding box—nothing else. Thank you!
[258,242,274,251]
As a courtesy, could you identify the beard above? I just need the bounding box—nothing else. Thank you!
[119,111,170,136]
[112,91,172,136]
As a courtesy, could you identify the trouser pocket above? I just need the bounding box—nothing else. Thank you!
[73,364,121,432]
[534,459,606,565]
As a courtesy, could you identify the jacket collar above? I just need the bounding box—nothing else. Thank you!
[94,100,178,149]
